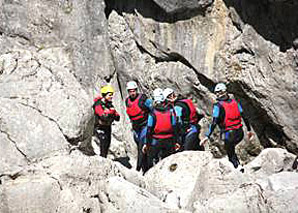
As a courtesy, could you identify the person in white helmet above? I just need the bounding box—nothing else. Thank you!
[164,88,204,151]
[125,81,153,174]
[142,88,179,171]
[201,83,254,172]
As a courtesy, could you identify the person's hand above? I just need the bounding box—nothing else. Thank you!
[142,144,148,154]
[200,137,209,146]
[174,143,181,151]
[247,131,254,141]
[109,108,116,114]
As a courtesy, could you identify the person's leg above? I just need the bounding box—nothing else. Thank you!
[184,125,203,151]
[139,127,149,173]
[160,138,176,159]
[146,139,160,171]
[234,127,244,146]
[133,130,143,171]
[96,126,111,158]
[224,130,240,168]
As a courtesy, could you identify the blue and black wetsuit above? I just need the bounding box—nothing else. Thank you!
[205,96,251,168]
[145,104,178,170]
[174,99,204,151]
[125,94,153,173]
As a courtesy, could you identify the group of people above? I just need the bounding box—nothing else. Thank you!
[93,81,254,174]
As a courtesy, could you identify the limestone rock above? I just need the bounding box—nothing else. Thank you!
[0,132,28,175]
[145,151,213,209]
[0,0,113,88]
[98,176,188,213]
[0,97,68,161]
[246,148,296,177]
[265,172,298,212]
[0,175,62,213]
[152,0,214,14]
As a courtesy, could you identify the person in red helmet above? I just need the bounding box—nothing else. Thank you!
[93,85,120,158]
[201,83,254,172]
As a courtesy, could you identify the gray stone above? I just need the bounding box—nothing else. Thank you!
[98,176,186,213]
[246,148,296,177]
[0,97,68,161]
[152,0,214,14]
[265,172,298,212]
[0,133,28,175]
[145,151,214,209]
[0,0,113,88]
[0,175,61,213]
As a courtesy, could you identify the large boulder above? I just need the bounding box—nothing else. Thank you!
[98,176,189,213]
[143,148,297,212]
[0,48,91,141]
[0,175,62,213]
[0,151,144,213]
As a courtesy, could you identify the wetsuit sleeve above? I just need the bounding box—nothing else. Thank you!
[140,94,153,112]
[113,110,120,122]
[174,106,183,126]
[238,102,251,131]
[205,104,221,138]
[95,104,119,122]
[144,98,153,111]
[145,114,154,145]
[170,109,179,143]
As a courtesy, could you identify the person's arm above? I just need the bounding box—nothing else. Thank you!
[113,109,120,121]
[95,103,119,122]
[171,109,178,139]
[143,114,154,153]
[205,104,221,138]
[145,114,154,145]
[144,99,153,111]
[174,105,183,143]
[171,108,181,150]
[237,102,251,131]
[238,102,254,140]
[201,104,221,145]
[174,105,183,128]
[141,94,153,112]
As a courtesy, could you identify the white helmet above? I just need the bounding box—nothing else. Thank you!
[214,83,227,93]
[126,81,138,90]
[153,88,165,103]
[163,88,174,99]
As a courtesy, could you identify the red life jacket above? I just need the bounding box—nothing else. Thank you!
[179,99,198,124]
[153,110,174,139]
[220,99,243,131]
[126,94,146,122]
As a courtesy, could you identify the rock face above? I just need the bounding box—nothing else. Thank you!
[1,0,298,212]
[105,0,298,156]
[0,0,113,88]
